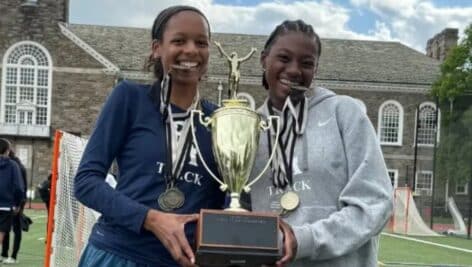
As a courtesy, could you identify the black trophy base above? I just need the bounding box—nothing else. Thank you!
[196,209,280,267]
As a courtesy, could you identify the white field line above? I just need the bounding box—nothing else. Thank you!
[382,232,472,253]
[30,215,47,220]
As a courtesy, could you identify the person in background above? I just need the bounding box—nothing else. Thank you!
[74,5,225,267]
[37,174,51,213]
[1,150,27,264]
[0,139,25,261]
[250,20,393,267]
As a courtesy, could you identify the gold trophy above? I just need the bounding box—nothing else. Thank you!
[191,42,280,266]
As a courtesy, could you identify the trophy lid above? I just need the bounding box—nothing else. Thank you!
[222,99,248,107]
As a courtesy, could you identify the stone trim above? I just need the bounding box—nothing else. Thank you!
[0,123,50,137]
[19,64,430,95]
[119,71,153,81]
[317,80,431,94]
[58,22,120,74]
[54,66,106,74]
[383,153,433,161]
[207,75,431,93]
[0,65,119,75]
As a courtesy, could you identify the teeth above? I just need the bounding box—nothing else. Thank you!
[280,79,308,92]
[172,64,190,70]
[171,62,199,70]
[280,79,300,86]
[180,62,198,67]
[291,85,308,92]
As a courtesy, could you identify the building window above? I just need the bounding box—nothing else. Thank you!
[416,102,440,146]
[388,169,398,188]
[1,41,52,127]
[456,183,468,195]
[415,171,433,196]
[378,100,403,146]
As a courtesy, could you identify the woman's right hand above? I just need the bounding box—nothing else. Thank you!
[144,209,199,267]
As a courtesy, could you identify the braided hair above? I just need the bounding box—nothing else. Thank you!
[262,20,321,89]
[146,5,211,81]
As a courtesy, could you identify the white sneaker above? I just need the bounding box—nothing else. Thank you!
[2,257,17,264]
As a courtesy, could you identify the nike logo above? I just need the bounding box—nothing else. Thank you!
[317,117,332,127]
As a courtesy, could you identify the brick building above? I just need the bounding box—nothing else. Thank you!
[0,0,461,213]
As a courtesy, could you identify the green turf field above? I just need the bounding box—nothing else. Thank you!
[4,209,472,267]
[379,233,472,266]
[2,210,46,267]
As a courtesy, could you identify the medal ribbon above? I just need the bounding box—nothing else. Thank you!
[160,73,200,188]
[267,97,306,189]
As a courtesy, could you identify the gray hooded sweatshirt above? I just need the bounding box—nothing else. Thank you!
[250,87,393,267]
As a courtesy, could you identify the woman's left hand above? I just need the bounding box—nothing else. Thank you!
[276,219,297,267]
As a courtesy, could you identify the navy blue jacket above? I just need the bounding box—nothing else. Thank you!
[0,157,25,209]
[74,81,225,266]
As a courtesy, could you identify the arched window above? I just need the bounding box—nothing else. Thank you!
[1,41,52,128]
[378,100,403,146]
[416,102,440,146]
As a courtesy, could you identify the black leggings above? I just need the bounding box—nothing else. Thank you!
[1,214,21,259]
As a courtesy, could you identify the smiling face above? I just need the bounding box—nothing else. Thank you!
[152,10,210,87]
[261,32,319,109]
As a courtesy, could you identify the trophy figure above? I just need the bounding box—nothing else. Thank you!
[214,41,257,99]
[190,42,280,266]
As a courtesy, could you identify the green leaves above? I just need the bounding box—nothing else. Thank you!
[432,24,472,102]
[432,23,472,184]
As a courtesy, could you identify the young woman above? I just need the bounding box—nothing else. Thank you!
[250,20,393,267]
[0,139,24,249]
[1,150,27,264]
[74,6,225,267]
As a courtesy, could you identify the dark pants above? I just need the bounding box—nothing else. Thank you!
[1,213,21,259]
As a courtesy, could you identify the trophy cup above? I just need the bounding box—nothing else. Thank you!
[190,42,281,266]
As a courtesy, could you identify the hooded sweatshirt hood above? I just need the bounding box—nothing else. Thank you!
[0,156,10,168]
[307,86,336,109]
[0,156,25,209]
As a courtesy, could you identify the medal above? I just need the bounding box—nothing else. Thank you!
[156,88,197,211]
[280,191,300,212]
[158,187,185,211]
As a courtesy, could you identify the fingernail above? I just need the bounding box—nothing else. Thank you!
[191,257,195,264]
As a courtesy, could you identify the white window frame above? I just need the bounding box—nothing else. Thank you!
[0,41,52,137]
[415,170,433,196]
[455,182,468,195]
[414,102,441,147]
[387,169,399,188]
[378,100,403,146]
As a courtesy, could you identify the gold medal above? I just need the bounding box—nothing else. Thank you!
[280,191,300,212]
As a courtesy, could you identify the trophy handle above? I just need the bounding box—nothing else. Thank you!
[190,110,229,192]
[244,115,280,192]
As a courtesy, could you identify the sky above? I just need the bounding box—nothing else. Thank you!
[69,0,472,53]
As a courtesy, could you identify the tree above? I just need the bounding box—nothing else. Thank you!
[432,24,472,102]
[432,23,472,186]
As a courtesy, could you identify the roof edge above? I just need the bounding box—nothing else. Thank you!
[58,22,120,74]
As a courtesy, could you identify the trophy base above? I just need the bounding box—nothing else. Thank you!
[196,209,280,267]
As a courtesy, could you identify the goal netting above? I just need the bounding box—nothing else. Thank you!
[389,187,440,236]
[45,131,98,267]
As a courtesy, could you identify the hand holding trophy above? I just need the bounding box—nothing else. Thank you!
[190,42,281,266]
